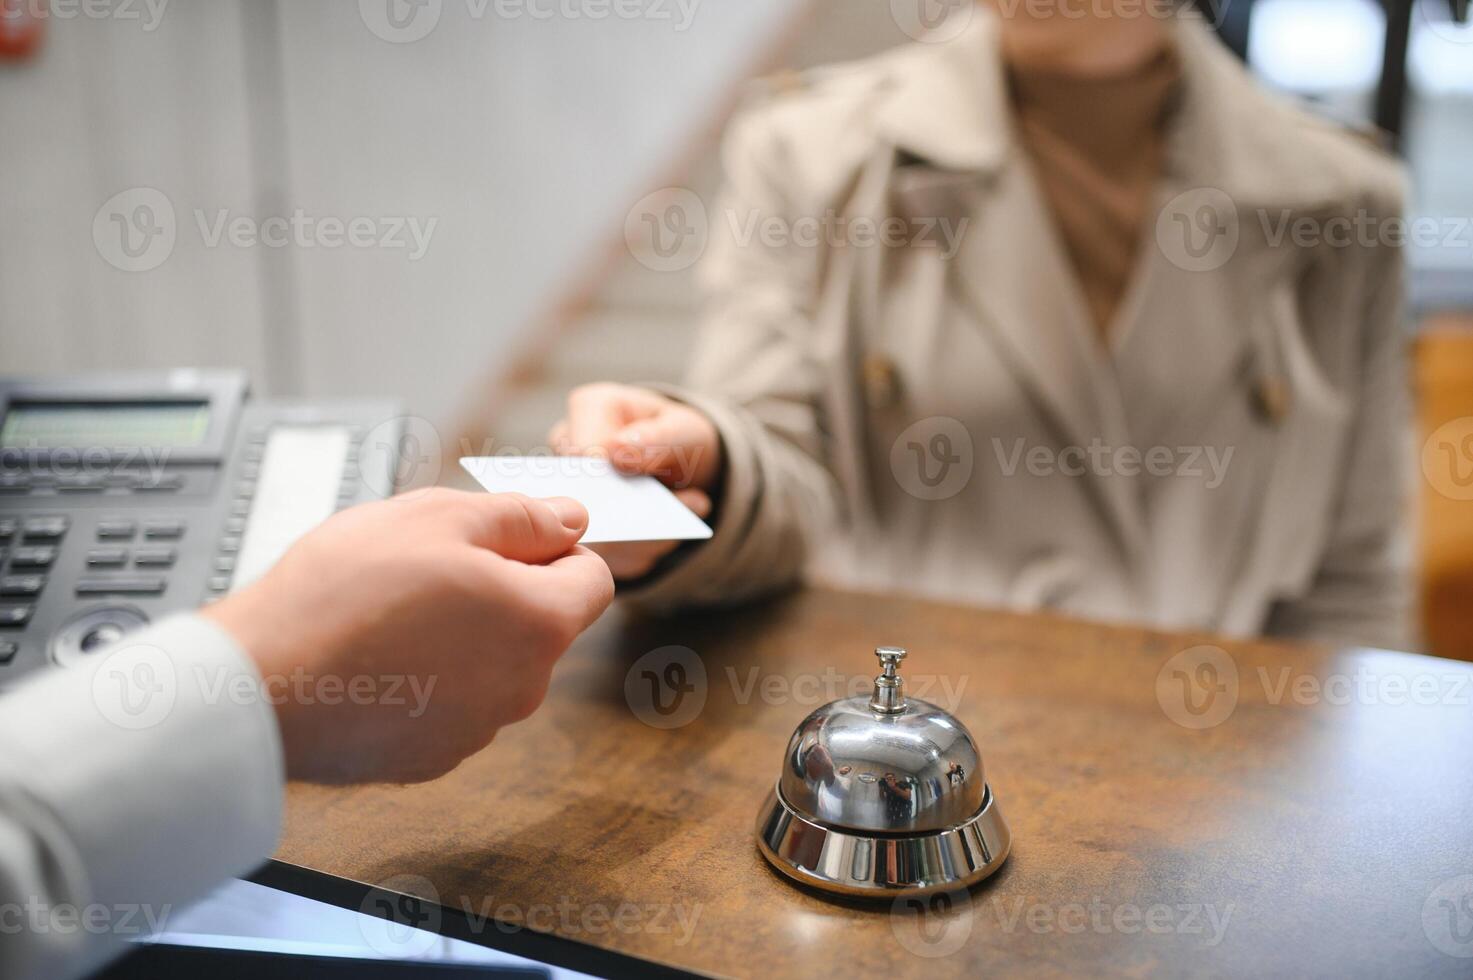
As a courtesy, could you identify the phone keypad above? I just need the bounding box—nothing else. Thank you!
[0,514,67,629]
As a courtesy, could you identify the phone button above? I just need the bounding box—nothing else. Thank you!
[131,474,184,492]
[96,520,138,540]
[11,546,57,568]
[0,640,16,663]
[0,575,46,597]
[142,519,186,540]
[57,475,106,493]
[0,605,33,627]
[134,547,177,568]
[87,548,129,568]
[51,607,150,668]
[21,516,68,540]
[75,576,166,596]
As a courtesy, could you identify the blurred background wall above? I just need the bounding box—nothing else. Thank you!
[0,0,800,426]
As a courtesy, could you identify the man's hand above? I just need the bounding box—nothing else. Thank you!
[203,489,614,784]
[549,383,722,579]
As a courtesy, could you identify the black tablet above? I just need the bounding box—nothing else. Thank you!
[95,861,703,980]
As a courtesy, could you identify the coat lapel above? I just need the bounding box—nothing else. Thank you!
[953,164,1147,557]
[874,10,1147,555]
[1110,17,1359,451]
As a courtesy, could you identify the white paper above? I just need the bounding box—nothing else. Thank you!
[460,456,713,544]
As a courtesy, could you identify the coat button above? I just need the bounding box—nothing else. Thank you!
[1252,375,1292,425]
[863,353,901,410]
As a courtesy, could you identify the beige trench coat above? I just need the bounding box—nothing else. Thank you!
[631,11,1412,650]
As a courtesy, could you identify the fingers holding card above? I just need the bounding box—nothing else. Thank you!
[460,456,714,545]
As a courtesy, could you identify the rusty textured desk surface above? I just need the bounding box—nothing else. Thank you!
[277,589,1473,978]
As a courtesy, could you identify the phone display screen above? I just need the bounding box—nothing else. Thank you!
[0,401,211,449]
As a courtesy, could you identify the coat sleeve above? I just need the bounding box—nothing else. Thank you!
[1263,226,1416,651]
[0,615,284,980]
[621,106,846,610]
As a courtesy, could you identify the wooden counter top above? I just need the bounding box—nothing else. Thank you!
[277,588,1473,978]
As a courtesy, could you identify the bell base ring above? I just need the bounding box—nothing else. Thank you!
[755,781,1011,899]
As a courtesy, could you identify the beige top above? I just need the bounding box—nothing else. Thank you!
[1008,44,1182,337]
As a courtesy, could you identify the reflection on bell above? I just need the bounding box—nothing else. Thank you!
[756,647,1011,897]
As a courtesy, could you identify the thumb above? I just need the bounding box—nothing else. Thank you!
[465,493,588,564]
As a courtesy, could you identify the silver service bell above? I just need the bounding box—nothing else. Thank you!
[756,647,1012,897]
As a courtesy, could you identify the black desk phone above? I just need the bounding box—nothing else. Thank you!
[0,371,404,684]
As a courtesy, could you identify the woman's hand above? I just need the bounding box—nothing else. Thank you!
[549,383,722,580]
